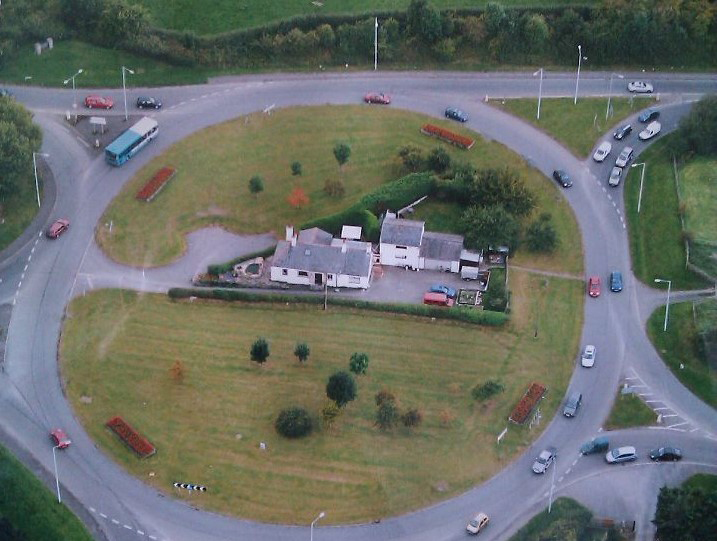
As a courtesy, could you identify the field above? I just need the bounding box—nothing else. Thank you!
[604,392,656,430]
[61,270,582,523]
[97,106,582,275]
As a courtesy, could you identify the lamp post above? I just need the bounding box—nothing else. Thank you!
[51,446,62,504]
[548,455,556,513]
[631,162,646,213]
[62,68,84,109]
[310,511,325,541]
[374,18,378,71]
[574,45,587,105]
[654,278,672,332]
[533,68,544,120]
[32,152,49,208]
[121,66,135,121]
[606,72,624,121]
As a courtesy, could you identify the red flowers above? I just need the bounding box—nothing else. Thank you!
[106,416,156,458]
[136,167,176,202]
[509,382,546,424]
[421,124,475,149]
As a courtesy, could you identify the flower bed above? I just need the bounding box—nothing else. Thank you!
[136,166,176,202]
[508,382,546,424]
[420,124,474,149]
[106,416,156,458]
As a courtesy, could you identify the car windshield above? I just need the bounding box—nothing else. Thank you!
[611,449,621,458]
[469,519,479,527]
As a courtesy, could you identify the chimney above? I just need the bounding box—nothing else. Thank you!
[341,241,347,253]
[291,235,297,247]
[285,225,294,242]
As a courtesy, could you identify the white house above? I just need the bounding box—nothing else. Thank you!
[270,226,373,289]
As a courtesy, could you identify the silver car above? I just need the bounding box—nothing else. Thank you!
[606,446,637,464]
[592,141,612,162]
[615,146,633,168]
[609,166,622,187]
[627,81,654,93]
[532,446,557,473]
[581,345,596,368]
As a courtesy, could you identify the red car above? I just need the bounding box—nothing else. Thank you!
[588,276,601,297]
[50,428,71,449]
[84,95,114,109]
[46,218,69,239]
[364,92,391,105]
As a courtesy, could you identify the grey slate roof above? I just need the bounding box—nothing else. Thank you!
[419,231,463,261]
[272,240,372,278]
[380,216,424,247]
[298,227,333,245]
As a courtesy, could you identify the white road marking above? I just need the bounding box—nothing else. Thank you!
[572,459,578,466]
[76,136,90,148]
[565,468,571,475]
[667,427,687,432]
[200,94,209,99]
[124,524,133,530]
[616,208,621,215]
[638,392,653,396]
[558,476,564,483]
[653,407,670,410]
[100,513,107,519]
[624,376,639,380]
[667,421,688,428]
[645,400,663,403]
[149,536,158,540]
[661,414,678,418]
[691,428,700,432]
[137,531,145,536]
[89,507,96,513]
[607,194,612,200]
[112,519,120,525]
[23,264,28,271]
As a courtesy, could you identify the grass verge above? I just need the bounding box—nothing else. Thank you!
[646,299,716,409]
[0,181,39,252]
[0,444,94,541]
[61,270,582,524]
[683,474,717,493]
[605,391,656,430]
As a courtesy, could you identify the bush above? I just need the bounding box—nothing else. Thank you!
[250,337,270,364]
[326,371,357,407]
[375,400,400,430]
[398,145,425,173]
[294,342,310,363]
[375,389,396,406]
[471,379,505,401]
[291,161,302,175]
[427,146,451,173]
[275,407,313,438]
[401,408,423,428]
[323,178,346,198]
[249,175,264,196]
[349,352,369,375]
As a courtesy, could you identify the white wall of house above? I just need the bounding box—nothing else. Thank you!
[421,258,460,273]
[270,266,368,289]
[336,273,370,289]
[379,243,421,269]
[270,266,313,286]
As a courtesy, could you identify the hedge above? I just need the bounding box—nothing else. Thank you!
[207,244,277,275]
[168,287,508,327]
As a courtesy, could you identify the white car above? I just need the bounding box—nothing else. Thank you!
[615,146,634,168]
[532,446,557,473]
[639,121,661,140]
[593,141,612,162]
[627,81,654,93]
[581,345,596,368]
[609,166,623,187]
[466,512,490,535]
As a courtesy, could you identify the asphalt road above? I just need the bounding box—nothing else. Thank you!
[0,71,716,541]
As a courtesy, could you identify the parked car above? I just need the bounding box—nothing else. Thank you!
[627,81,654,93]
[638,108,659,123]
[84,95,114,109]
[429,284,457,298]
[605,446,637,464]
[639,121,661,140]
[615,146,634,168]
[136,96,162,109]
[50,428,71,449]
[46,219,70,239]
[423,292,454,307]
[532,446,557,474]
[610,271,623,292]
[649,447,682,462]
[588,276,601,297]
[581,344,596,368]
[563,391,583,417]
[364,92,391,105]
[466,512,490,535]
[613,124,632,141]
[592,141,612,162]
[580,436,609,455]
[608,166,623,187]
[445,107,468,122]
[552,169,572,188]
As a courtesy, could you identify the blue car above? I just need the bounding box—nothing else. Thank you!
[429,284,457,298]
[610,271,623,292]
[445,107,468,122]
[638,108,659,123]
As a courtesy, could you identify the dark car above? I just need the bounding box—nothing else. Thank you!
[136,96,162,109]
[46,219,70,239]
[429,284,457,299]
[364,92,391,105]
[552,169,572,188]
[650,447,682,462]
[638,108,659,123]
[445,107,468,122]
[610,271,623,292]
[580,436,609,455]
[563,391,583,417]
[613,124,632,141]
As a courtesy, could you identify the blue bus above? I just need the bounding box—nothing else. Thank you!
[105,117,159,166]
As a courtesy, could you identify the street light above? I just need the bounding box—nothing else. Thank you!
[51,445,62,504]
[631,162,646,213]
[533,68,544,120]
[654,278,672,332]
[606,72,624,121]
[32,152,49,208]
[373,18,378,71]
[548,454,556,513]
[310,511,325,541]
[573,45,587,105]
[62,68,84,109]
[121,66,135,121]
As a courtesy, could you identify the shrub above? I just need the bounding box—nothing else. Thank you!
[375,389,396,407]
[323,178,346,197]
[401,408,423,429]
[375,400,400,430]
[471,379,505,401]
[291,161,302,175]
[326,371,357,407]
[348,352,369,375]
[275,407,313,438]
[398,145,425,172]
[321,401,341,428]
[294,342,310,363]
[206,244,277,276]
[427,146,451,173]
[287,185,309,208]
[333,142,351,168]
[249,175,264,196]
[250,337,270,364]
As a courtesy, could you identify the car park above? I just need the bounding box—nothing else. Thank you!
[638,108,659,123]
[639,121,661,140]
[137,96,162,109]
[46,219,70,239]
[552,169,572,188]
[445,107,468,122]
[627,81,654,93]
[608,166,622,187]
[613,124,632,141]
[588,276,601,297]
[580,436,609,455]
[605,446,637,464]
[364,92,391,105]
[84,95,114,109]
[592,141,612,162]
[580,345,596,368]
[610,271,623,292]
[532,447,557,473]
[649,447,682,462]
[615,146,634,168]
[466,512,490,535]
[429,284,457,299]
[50,428,71,449]
[563,391,583,417]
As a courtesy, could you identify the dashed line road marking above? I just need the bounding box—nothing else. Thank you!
[123,524,133,530]
[662,414,678,418]
[100,513,107,519]
[565,468,571,475]
[89,507,96,513]
[558,476,564,483]
[149,536,158,540]
[607,194,612,200]
[691,428,700,433]
[137,531,145,536]
[111,519,120,525]
[572,459,578,466]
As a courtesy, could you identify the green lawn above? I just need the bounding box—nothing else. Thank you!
[684,474,717,493]
[61,270,582,523]
[605,392,656,430]
[97,106,582,276]
[624,135,711,290]
[0,178,39,252]
[647,299,717,409]
[491,97,651,158]
[0,444,94,541]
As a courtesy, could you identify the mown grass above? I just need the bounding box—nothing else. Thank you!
[491,97,651,158]
[97,106,582,275]
[605,392,656,430]
[0,444,94,541]
[684,473,717,493]
[61,270,582,524]
[647,300,716,409]
[680,157,717,243]
[624,136,710,290]
[0,177,39,252]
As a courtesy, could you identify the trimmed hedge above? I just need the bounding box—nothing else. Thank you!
[207,244,277,276]
[168,287,508,326]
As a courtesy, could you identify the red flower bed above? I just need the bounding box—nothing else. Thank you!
[508,382,546,424]
[136,166,176,202]
[421,124,475,149]
[106,416,156,458]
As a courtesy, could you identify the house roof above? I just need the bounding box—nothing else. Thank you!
[298,227,333,245]
[419,231,463,261]
[272,240,372,278]
[380,216,424,247]
[341,225,362,240]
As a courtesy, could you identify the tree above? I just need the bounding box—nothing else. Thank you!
[348,352,369,375]
[0,99,42,200]
[333,142,351,169]
[471,380,505,401]
[291,161,302,175]
[483,1,507,37]
[250,338,270,364]
[294,342,310,363]
[287,186,309,209]
[654,483,717,541]
[520,13,549,53]
[275,407,313,438]
[326,371,357,407]
[398,145,425,172]
[525,212,559,253]
[676,94,717,156]
[375,400,400,430]
[427,146,451,173]
[407,0,443,44]
[169,360,185,382]
[401,408,423,429]
[461,204,520,252]
[468,167,535,217]
[97,0,150,45]
[249,175,264,196]
[483,272,508,312]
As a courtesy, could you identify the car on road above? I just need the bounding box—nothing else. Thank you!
[610,271,623,292]
[581,344,596,368]
[613,124,632,141]
[580,436,609,455]
[608,166,623,187]
[445,107,468,122]
[50,428,71,449]
[639,121,661,140]
[638,108,659,123]
[532,446,557,474]
[84,95,114,109]
[592,141,612,162]
[46,219,70,239]
[588,276,601,297]
[563,391,583,417]
[364,92,391,105]
[650,447,682,462]
[627,81,654,94]
[552,169,572,188]
[615,146,634,168]
[137,96,162,109]
[429,284,457,299]
[606,446,637,464]
[466,512,490,535]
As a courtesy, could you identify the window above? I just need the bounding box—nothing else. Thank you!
[327,274,333,280]
[298,271,308,277]
[281,269,288,276]
[396,245,407,250]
